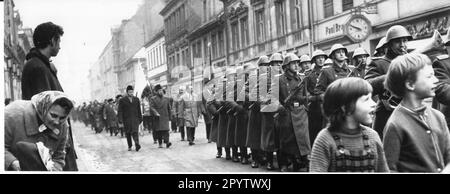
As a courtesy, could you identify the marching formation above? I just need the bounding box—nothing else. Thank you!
[201,25,450,173]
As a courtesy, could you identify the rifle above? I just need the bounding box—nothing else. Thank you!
[347,60,364,78]
[274,74,307,119]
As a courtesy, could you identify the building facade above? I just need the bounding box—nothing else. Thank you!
[4,0,33,102]
[310,0,450,58]
[160,0,203,96]
[221,0,312,68]
[145,30,168,92]
[186,0,227,96]
[88,40,118,101]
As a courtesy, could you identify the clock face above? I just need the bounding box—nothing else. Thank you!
[347,16,371,42]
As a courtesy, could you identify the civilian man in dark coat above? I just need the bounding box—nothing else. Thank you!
[20,22,77,171]
[118,86,143,151]
[150,84,172,148]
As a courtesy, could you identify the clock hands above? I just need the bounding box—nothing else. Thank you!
[350,24,362,31]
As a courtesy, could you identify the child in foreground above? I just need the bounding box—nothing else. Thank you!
[383,53,450,173]
[309,77,389,172]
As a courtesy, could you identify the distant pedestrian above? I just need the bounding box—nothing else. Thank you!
[103,99,118,136]
[118,86,143,151]
[180,85,202,146]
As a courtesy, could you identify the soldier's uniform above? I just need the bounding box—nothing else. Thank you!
[260,53,283,170]
[305,66,324,146]
[246,57,268,168]
[278,66,311,172]
[217,76,231,159]
[314,62,353,95]
[433,54,450,129]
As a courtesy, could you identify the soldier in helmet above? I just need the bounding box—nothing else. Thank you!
[299,55,312,74]
[433,28,450,130]
[229,63,255,165]
[260,53,283,170]
[374,37,387,57]
[314,43,354,97]
[224,66,241,162]
[324,58,333,66]
[216,68,232,160]
[277,53,311,172]
[246,56,269,168]
[350,47,370,78]
[365,25,413,138]
[305,50,327,146]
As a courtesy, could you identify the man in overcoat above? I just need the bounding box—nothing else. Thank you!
[118,86,143,151]
[150,84,172,148]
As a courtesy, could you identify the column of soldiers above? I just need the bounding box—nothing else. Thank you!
[205,24,449,172]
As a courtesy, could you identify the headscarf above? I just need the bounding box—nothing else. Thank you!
[31,91,74,124]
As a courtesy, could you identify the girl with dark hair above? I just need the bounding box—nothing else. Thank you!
[309,77,389,172]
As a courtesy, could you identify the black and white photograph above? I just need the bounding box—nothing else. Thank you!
[2,0,450,178]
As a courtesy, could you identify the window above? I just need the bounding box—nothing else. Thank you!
[324,0,334,18]
[181,5,185,25]
[218,31,225,57]
[211,33,217,59]
[342,0,353,12]
[255,8,266,43]
[275,0,287,36]
[290,0,302,31]
[231,22,240,51]
[240,17,250,48]
[204,37,209,59]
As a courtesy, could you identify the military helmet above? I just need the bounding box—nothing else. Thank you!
[324,58,333,65]
[352,48,370,58]
[311,50,327,62]
[299,55,312,63]
[283,53,300,67]
[328,44,348,58]
[386,25,412,43]
[269,53,283,63]
[375,37,387,50]
[256,55,270,66]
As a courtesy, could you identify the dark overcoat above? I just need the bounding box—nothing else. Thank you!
[433,55,450,129]
[150,95,171,131]
[118,96,142,133]
[278,73,310,156]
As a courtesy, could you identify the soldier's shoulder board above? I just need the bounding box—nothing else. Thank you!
[436,54,449,61]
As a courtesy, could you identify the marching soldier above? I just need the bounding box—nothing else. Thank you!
[365,25,412,138]
[260,53,283,171]
[299,55,312,74]
[174,87,186,141]
[231,64,254,165]
[305,50,327,146]
[225,67,240,162]
[314,43,354,97]
[217,68,233,160]
[246,56,269,168]
[277,53,311,172]
[206,82,222,158]
[433,28,450,129]
[350,47,370,78]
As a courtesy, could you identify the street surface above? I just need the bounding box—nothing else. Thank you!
[72,120,268,173]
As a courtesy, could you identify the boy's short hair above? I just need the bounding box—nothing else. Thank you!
[384,53,432,98]
[33,22,64,49]
[323,77,373,132]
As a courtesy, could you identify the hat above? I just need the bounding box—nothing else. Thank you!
[126,85,134,92]
[154,84,163,91]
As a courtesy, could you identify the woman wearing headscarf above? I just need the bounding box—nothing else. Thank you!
[4,91,74,171]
